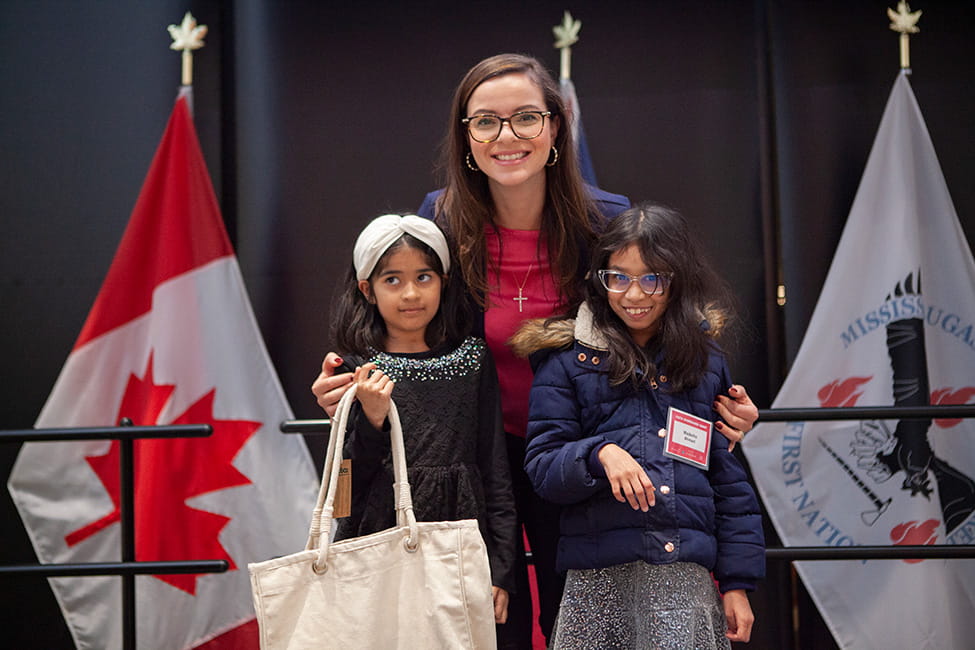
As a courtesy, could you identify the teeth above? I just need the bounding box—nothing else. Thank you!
[495,152,527,161]
[625,307,650,315]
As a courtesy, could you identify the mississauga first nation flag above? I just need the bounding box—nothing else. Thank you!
[743,73,975,648]
[8,88,318,649]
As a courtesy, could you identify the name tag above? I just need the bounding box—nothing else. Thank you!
[663,407,712,469]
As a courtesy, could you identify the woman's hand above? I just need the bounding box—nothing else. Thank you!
[714,384,759,451]
[492,586,509,624]
[597,443,656,511]
[722,588,754,643]
[311,352,354,417]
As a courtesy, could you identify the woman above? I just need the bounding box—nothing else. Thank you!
[312,53,758,649]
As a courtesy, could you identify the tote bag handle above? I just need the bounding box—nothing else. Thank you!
[304,383,418,572]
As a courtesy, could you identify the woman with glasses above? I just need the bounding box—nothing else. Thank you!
[512,202,765,649]
[312,53,759,649]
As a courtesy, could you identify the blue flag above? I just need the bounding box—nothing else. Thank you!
[560,78,598,187]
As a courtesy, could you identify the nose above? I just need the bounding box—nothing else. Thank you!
[624,279,646,300]
[497,119,517,140]
[402,281,420,298]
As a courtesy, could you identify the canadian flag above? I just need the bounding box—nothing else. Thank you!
[7,88,317,649]
[743,73,975,647]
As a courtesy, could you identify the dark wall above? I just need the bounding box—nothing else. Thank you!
[2,1,973,648]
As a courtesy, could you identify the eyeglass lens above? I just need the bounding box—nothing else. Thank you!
[599,271,671,295]
[466,112,546,142]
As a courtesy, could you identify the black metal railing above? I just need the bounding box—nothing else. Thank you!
[0,423,228,650]
[281,403,975,565]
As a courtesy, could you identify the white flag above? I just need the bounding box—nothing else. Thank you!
[7,89,318,650]
[743,73,975,649]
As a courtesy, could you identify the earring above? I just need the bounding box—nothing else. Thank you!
[546,146,559,167]
[465,152,479,172]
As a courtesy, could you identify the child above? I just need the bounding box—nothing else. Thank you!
[512,202,765,648]
[329,213,517,629]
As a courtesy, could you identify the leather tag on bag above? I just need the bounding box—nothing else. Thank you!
[333,459,352,518]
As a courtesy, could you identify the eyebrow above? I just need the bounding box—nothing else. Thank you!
[377,267,437,277]
[467,104,543,116]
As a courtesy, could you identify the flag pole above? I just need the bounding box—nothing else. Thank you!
[115,14,210,649]
[888,1,921,73]
[168,12,208,87]
[552,10,580,82]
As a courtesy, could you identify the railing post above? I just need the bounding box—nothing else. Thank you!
[118,418,136,650]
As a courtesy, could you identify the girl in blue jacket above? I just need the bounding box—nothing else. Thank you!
[513,202,765,648]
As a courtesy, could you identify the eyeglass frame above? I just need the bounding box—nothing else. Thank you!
[461,111,553,143]
[596,270,674,296]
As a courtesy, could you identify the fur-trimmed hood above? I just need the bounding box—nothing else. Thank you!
[508,302,608,359]
[509,300,725,360]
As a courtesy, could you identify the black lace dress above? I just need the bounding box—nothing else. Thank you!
[334,337,517,593]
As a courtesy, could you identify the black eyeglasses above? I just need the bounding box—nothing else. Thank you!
[597,270,673,296]
[461,111,552,143]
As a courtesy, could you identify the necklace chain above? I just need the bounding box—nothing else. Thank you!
[513,264,533,313]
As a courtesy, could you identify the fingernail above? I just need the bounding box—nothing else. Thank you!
[335,357,343,365]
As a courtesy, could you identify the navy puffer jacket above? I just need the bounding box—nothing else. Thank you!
[517,303,765,593]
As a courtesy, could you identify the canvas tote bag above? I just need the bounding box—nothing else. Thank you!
[249,383,497,649]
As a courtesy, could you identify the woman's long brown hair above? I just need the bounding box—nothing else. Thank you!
[433,53,598,310]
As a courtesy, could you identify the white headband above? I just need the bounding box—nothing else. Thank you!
[353,214,451,281]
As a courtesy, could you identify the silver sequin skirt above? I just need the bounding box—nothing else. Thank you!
[552,561,731,650]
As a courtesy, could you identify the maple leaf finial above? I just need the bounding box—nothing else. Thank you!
[887,1,921,70]
[552,11,582,81]
[167,12,208,86]
[888,1,921,35]
[168,12,208,52]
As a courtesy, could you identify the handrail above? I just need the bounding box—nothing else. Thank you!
[279,404,975,435]
[766,544,975,560]
[1,423,223,650]
[756,404,975,422]
[0,424,212,442]
[0,560,228,577]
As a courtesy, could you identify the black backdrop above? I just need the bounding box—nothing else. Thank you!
[2,1,973,648]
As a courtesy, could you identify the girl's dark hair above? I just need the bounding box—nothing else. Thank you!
[433,53,599,310]
[585,201,734,391]
[330,232,471,356]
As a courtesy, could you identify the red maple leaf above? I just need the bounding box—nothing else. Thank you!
[817,376,873,407]
[930,387,975,428]
[65,353,260,594]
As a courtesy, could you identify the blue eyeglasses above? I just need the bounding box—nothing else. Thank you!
[597,270,673,295]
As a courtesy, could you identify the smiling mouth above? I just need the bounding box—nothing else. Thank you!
[623,307,652,317]
[493,152,529,162]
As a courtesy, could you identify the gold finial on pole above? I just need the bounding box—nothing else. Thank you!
[887,1,921,71]
[552,11,581,81]
[168,12,208,86]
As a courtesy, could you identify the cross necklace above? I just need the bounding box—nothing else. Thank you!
[513,264,534,313]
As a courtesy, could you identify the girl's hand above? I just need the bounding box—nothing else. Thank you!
[714,384,759,451]
[354,363,393,429]
[491,586,509,624]
[722,589,754,643]
[311,352,354,417]
[597,443,655,511]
